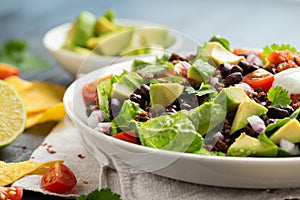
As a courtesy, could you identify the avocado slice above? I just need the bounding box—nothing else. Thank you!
[187,59,216,86]
[227,133,278,157]
[86,28,135,56]
[269,119,300,144]
[150,83,184,107]
[111,71,144,102]
[214,87,250,112]
[95,16,122,36]
[64,11,96,48]
[230,100,268,134]
[139,28,174,49]
[202,42,244,68]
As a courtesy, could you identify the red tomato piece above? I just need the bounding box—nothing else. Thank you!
[0,186,23,200]
[0,63,20,80]
[232,48,263,58]
[112,131,137,144]
[41,162,77,194]
[243,68,274,92]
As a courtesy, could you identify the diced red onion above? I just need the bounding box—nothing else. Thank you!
[247,115,266,134]
[87,110,105,128]
[180,61,191,74]
[209,77,219,87]
[279,138,300,155]
[235,82,254,93]
[95,122,111,135]
[246,52,263,66]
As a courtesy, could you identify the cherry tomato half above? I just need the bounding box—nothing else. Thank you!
[112,131,137,144]
[0,186,23,200]
[41,162,77,194]
[0,63,20,80]
[243,68,274,92]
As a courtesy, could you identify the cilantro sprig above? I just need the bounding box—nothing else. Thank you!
[76,188,121,200]
[0,39,49,70]
[267,86,291,108]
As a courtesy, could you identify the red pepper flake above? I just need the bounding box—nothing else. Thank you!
[82,180,89,184]
[77,154,85,159]
[30,156,35,159]
[47,148,56,154]
[22,146,27,149]
[73,189,80,194]
[47,144,52,148]
[41,143,47,146]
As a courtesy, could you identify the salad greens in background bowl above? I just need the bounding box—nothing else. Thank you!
[63,35,300,188]
[43,10,183,76]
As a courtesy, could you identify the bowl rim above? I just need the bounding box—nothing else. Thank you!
[63,57,300,164]
[43,19,184,60]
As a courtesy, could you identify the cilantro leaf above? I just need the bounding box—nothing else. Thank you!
[76,188,121,200]
[186,83,216,97]
[267,86,292,108]
[0,39,49,70]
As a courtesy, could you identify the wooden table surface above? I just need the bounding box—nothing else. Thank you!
[1,0,300,199]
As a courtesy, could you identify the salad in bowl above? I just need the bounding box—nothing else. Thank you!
[80,36,300,158]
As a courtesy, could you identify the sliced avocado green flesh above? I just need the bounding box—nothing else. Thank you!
[139,28,174,49]
[64,11,96,48]
[230,100,268,134]
[150,83,184,108]
[214,87,250,112]
[227,133,278,157]
[95,16,122,36]
[87,28,135,56]
[187,59,216,86]
[269,119,300,144]
[111,72,144,102]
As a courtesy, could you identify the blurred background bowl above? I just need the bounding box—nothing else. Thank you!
[43,19,184,76]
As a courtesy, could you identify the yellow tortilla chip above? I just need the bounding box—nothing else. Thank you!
[5,76,66,114]
[0,160,63,186]
[26,102,66,128]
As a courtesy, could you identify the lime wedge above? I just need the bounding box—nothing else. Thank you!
[0,80,26,148]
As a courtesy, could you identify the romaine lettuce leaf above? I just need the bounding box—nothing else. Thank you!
[138,110,203,153]
[111,100,144,135]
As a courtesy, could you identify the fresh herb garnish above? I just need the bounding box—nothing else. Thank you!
[209,35,231,51]
[76,188,121,200]
[186,83,216,97]
[0,39,49,71]
[267,86,292,108]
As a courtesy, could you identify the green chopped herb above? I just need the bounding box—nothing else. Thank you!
[76,188,121,200]
[262,43,298,62]
[267,86,292,108]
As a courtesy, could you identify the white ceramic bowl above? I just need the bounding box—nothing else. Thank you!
[63,57,300,189]
[43,20,184,76]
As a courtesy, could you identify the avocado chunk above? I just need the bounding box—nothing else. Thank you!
[64,11,96,48]
[187,59,216,86]
[95,16,122,36]
[111,71,144,102]
[150,83,184,107]
[86,28,135,56]
[139,27,174,49]
[214,87,250,112]
[201,42,244,68]
[188,102,226,136]
[269,119,300,144]
[227,133,278,157]
[230,100,268,134]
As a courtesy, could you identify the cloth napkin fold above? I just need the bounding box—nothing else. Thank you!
[13,118,300,200]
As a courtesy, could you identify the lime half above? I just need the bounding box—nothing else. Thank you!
[0,80,26,148]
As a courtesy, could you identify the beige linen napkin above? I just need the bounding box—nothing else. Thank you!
[13,118,300,200]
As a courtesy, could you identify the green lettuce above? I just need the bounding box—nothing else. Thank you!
[138,110,203,153]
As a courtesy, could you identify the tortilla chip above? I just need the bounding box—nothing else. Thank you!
[5,76,66,114]
[26,102,66,128]
[0,160,63,186]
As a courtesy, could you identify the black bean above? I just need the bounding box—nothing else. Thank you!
[180,102,192,110]
[223,72,243,87]
[285,105,295,114]
[230,65,244,74]
[220,62,232,78]
[246,63,260,74]
[140,84,150,100]
[238,60,250,72]
[267,107,290,119]
[130,93,145,107]
[165,106,177,113]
